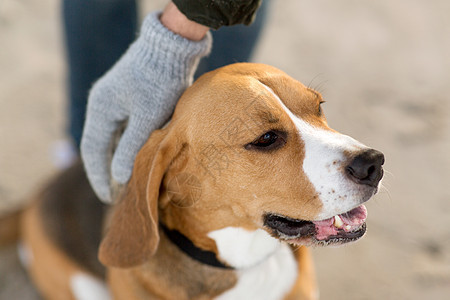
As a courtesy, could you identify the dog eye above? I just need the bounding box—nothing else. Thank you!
[254,132,278,146]
[245,131,286,151]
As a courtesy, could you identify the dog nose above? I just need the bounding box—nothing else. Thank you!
[346,149,385,187]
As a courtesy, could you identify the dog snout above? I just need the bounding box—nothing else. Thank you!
[345,149,384,187]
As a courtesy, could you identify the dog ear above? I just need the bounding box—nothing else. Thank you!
[98,127,181,268]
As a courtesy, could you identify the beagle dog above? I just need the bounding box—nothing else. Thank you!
[13,63,384,299]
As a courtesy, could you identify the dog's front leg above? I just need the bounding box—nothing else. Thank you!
[284,246,319,300]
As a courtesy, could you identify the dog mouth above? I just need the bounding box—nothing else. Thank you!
[264,205,368,246]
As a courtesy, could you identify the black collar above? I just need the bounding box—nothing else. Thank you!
[160,223,233,270]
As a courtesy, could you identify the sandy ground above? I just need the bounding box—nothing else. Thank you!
[1,0,449,299]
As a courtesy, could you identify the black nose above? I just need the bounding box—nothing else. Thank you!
[346,149,385,187]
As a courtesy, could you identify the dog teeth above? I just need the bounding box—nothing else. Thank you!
[333,215,344,228]
[345,225,351,231]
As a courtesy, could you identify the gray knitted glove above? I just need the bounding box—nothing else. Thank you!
[80,12,212,203]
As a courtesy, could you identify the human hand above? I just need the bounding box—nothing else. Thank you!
[80,12,211,203]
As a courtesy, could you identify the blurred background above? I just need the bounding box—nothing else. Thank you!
[1,0,449,299]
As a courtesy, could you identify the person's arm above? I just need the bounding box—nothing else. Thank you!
[160,2,208,41]
[81,8,212,203]
[81,1,262,203]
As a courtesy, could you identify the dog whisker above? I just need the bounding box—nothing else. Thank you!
[313,79,330,95]
[377,184,393,204]
[307,74,322,89]
[307,74,329,95]
[383,169,395,179]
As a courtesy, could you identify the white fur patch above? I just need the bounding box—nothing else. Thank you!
[260,83,372,220]
[71,273,111,300]
[208,227,280,268]
[209,227,298,300]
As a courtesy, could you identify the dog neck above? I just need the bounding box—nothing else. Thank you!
[160,223,232,269]
[108,224,238,299]
[118,225,299,300]
[160,205,288,270]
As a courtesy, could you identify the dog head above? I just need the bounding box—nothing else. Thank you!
[99,63,384,268]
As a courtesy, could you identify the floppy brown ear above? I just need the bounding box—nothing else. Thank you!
[98,128,181,268]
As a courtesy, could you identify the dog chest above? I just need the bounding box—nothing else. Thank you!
[208,227,298,300]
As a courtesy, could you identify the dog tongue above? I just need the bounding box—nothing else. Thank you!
[340,205,367,226]
[313,205,367,240]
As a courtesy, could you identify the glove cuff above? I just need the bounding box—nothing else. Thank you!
[132,12,212,83]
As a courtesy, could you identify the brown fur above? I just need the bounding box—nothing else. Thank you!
[286,246,319,299]
[22,198,89,300]
[99,63,325,298]
[108,228,237,300]
[39,161,106,277]
[9,63,338,299]
[0,208,22,247]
